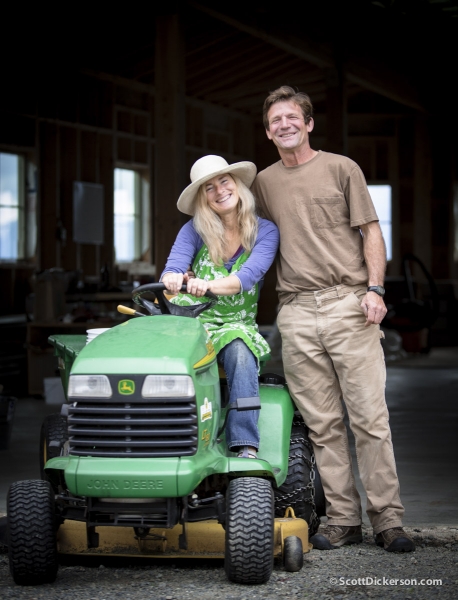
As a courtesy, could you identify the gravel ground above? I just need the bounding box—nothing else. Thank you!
[1,526,457,599]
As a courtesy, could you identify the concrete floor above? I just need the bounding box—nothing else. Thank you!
[1,348,457,527]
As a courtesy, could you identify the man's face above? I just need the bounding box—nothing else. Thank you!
[266,100,314,152]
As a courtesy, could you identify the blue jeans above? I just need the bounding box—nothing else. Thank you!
[217,338,260,451]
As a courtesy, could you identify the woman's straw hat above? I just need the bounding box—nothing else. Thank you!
[177,155,257,216]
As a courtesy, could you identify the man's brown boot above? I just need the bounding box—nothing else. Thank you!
[375,527,415,552]
[310,524,363,550]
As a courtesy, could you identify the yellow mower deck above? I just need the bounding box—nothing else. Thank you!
[57,510,312,559]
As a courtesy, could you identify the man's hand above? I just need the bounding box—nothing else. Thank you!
[360,291,387,326]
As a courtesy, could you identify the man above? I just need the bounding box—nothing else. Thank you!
[252,86,414,553]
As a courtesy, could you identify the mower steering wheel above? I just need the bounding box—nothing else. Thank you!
[132,282,218,318]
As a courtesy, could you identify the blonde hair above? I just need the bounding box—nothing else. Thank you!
[193,174,258,265]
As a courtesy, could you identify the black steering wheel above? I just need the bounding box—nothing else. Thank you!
[132,282,218,317]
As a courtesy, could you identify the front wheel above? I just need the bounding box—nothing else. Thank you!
[7,480,58,585]
[225,477,274,584]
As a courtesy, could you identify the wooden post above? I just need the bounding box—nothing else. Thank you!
[398,117,415,261]
[325,60,347,156]
[430,120,453,279]
[39,122,58,269]
[154,13,186,278]
[413,114,432,273]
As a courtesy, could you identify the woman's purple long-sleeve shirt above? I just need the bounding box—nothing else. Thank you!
[161,217,279,292]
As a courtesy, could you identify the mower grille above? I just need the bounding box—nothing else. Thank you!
[67,385,198,458]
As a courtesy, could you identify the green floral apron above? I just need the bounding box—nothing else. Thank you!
[171,244,270,370]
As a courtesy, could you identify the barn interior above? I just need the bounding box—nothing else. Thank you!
[0,2,457,524]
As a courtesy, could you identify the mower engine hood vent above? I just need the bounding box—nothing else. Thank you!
[67,374,198,458]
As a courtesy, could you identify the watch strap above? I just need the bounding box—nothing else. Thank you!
[367,285,385,297]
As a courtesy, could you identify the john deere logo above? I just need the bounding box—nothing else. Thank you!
[118,380,135,395]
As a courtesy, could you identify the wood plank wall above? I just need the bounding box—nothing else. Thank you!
[2,71,253,277]
[0,70,455,320]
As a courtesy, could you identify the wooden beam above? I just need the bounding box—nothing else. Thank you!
[194,53,301,97]
[413,115,432,273]
[154,13,186,277]
[220,81,325,111]
[80,69,155,95]
[190,2,425,112]
[430,118,454,279]
[324,63,348,156]
[39,122,58,269]
[186,31,236,57]
[123,31,226,81]
[189,2,333,68]
[187,39,267,81]
[202,66,324,104]
[344,56,425,113]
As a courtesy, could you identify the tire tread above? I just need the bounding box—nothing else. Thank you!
[225,477,274,584]
[274,419,322,536]
[8,480,58,585]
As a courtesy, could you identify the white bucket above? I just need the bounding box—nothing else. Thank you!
[86,328,111,344]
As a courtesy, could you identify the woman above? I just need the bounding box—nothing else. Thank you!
[161,155,279,459]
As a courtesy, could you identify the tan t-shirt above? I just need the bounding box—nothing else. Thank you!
[252,151,378,301]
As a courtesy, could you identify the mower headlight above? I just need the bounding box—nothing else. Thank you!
[142,375,195,398]
[68,375,112,398]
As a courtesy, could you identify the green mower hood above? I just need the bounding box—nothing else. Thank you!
[71,316,212,376]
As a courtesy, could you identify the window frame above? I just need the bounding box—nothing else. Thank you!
[367,182,393,263]
[113,165,151,266]
[0,151,26,263]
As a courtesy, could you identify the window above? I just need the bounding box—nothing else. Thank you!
[368,184,392,261]
[114,168,150,263]
[0,153,25,260]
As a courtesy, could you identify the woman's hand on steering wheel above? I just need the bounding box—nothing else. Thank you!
[161,272,184,295]
[186,277,211,298]
[162,272,209,297]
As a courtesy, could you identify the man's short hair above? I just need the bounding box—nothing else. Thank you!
[263,86,314,130]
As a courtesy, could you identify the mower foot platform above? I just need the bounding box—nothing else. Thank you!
[57,515,312,559]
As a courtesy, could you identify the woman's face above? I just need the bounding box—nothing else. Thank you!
[204,173,239,217]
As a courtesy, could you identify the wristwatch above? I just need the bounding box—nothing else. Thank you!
[367,285,385,297]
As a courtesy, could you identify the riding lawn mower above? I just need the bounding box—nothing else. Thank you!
[5,283,325,586]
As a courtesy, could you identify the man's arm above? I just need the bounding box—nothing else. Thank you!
[359,221,388,326]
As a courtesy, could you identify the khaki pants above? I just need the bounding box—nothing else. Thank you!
[277,284,404,534]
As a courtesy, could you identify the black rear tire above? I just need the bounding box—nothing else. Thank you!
[274,416,323,536]
[283,535,304,572]
[225,477,274,584]
[7,480,58,585]
[39,414,68,487]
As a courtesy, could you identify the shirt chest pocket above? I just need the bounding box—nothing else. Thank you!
[310,196,347,229]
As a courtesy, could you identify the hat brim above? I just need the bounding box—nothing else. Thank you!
[177,162,257,216]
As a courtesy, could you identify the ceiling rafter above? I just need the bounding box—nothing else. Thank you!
[187,39,267,79]
[203,66,324,104]
[188,50,299,96]
[186,31,238,57]
[229,83,326,111]
[189,1,426,111]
